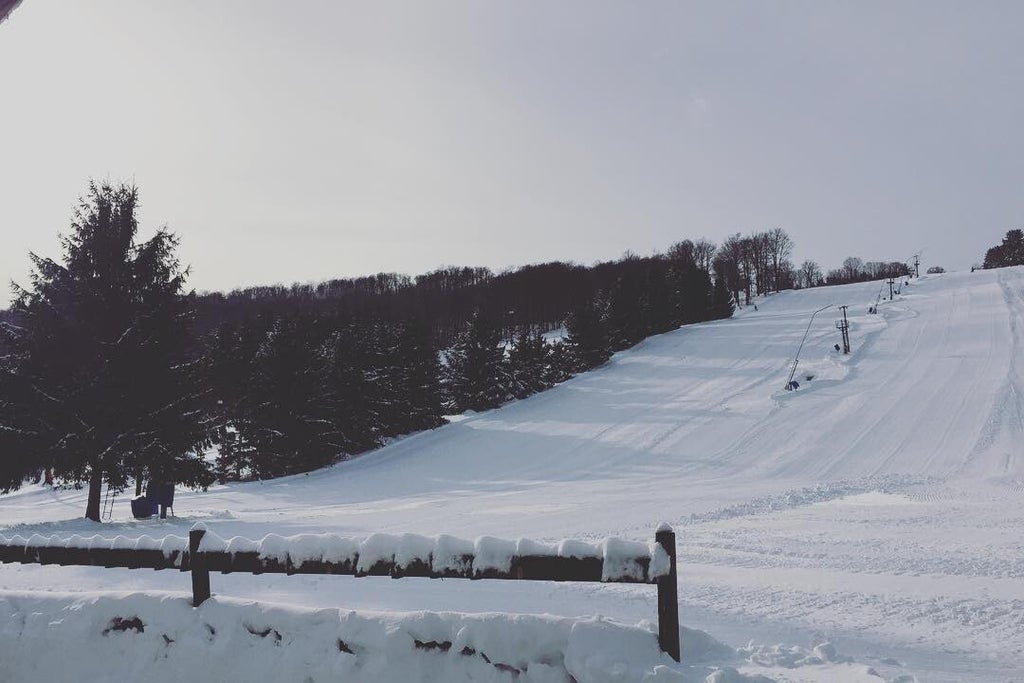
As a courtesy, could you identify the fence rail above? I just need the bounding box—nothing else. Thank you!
[0,526,681,661]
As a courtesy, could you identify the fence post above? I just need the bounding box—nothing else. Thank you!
[189,528,211,607]
[655,525,680,662]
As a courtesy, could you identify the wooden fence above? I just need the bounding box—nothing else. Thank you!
[0,526,680,661]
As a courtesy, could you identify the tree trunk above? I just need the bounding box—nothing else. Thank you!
[85,467,103,522]
[135,467,143,497]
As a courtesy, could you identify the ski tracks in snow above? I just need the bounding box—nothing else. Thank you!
[967,269,1024,479]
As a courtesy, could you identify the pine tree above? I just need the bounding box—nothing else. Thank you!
[392,320,445,431]
[544,340,575,385]
[507,328,551,399]
[444,309,508,412]
[211,425,253,483]
[205,319,261,481]
[319,324,382,456]
[606,270,649,350]
[0,347,39,490]
[0,182,212,521]
[565,298,611,371]
[645,262,678,335]
[710,275,736,320]
[676,267,713,325]
[243,316,341,477]
[983,229,1024,269]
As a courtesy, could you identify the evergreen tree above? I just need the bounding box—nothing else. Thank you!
[444,309,508,412]
[645,262,678,335]
[211,425,253,483]
[710,275,736,320]
[565,298,611,371]
[206,320,257,481]
[507,328,551,399]
[204,314,278,482]
[0,182,212,521]
[0,349,39,490]
[233,317,335,478]
[667,245,713,326]
[605,269,649,351]
[319,323,382,456]
[679,267,713,324]
[983,229,1024,269]
[544,340,575,385]
[391,320,445,432]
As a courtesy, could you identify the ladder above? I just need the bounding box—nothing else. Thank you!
[101,484,117,521]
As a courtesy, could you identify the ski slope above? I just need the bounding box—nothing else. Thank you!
[2,267,1023,682]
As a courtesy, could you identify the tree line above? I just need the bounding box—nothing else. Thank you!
[199,240,738,483]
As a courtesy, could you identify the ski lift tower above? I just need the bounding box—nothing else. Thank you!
[784,303,832,390]
[835,305,850,354]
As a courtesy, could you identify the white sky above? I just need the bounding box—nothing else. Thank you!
[2,1,1022,293]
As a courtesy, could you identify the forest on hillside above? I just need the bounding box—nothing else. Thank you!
[0,183,919,520]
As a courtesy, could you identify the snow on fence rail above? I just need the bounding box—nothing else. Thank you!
[0,524,681,661]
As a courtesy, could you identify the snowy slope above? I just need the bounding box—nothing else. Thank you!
[2,267,1023,682]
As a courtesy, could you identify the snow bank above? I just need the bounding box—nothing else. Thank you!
[0,591,772,683]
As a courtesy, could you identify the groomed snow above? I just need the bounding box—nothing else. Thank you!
[2,267,1023,682]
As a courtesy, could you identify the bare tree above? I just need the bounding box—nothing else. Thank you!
[798,260,821,288]
[766,228,794,292]
[748,232,771,297]
[667,240,695,266]
[692,238,717,274]
[842,257,863,282]
[739,236,757,304]
[715,234,746,306]
[775,259,796,290]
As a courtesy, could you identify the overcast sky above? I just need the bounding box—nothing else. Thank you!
[1,1,1021,293]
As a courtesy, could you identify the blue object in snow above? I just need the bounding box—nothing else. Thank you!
[130,495,158,519]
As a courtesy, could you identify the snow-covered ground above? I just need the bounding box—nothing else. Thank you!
[2,268,1022,682]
